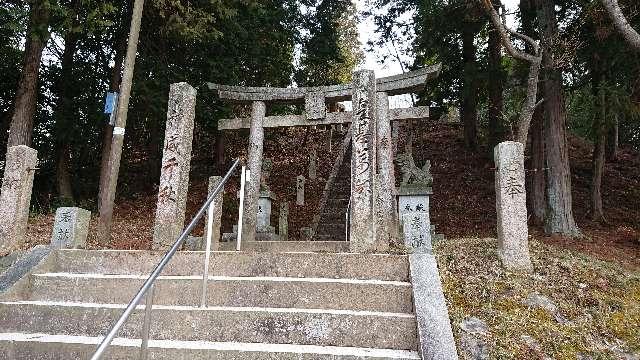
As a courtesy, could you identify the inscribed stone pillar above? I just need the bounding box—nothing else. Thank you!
[279,202,289,241]
[402,212,432,253]
[203,176,223,251]
[241,101,266,243]
[375,92,397,248]
[494,141,532,272]
[296,175,305,205]
[0,145,38,254]
[350,70,379,253]
[308,149,318,180]
[51,207,91,249]
[153,83,196,250]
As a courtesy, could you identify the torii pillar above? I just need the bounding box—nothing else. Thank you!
[350,70,388,253]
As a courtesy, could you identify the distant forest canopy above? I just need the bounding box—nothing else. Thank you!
[1,0,639,237]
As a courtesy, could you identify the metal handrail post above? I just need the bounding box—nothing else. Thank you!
[139,283,155,360]
[90,159,240,360]
[236,166,247,251]
[201,200,215,308]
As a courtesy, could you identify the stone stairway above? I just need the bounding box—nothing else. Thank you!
[314,144,352,242]
[0,244,421,359]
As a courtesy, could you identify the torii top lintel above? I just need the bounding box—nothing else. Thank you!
[207,65,441,104]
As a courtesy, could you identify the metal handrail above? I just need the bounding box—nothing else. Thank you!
[90,158,241,360]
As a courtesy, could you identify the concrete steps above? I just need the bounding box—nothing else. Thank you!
[28,273,413,312]
[0,249,420,359]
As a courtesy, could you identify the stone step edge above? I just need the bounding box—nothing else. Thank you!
[0,332,421,359]
[31,273,411,287]
[0,301,415,318]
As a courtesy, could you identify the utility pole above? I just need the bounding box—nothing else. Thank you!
[97,0,145,245]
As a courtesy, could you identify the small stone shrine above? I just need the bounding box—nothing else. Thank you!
[50,207,91,249]
[296,175,305,206]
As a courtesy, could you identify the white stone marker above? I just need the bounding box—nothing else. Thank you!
[308,149,318,180]
[0,145,38,254]
[203,176,223,251]
[296,175,305,206]
[257,192,275,233]
[279,202,289,241]
[402,212,432,253]
[494,141,532,272]
[153,83,197,250]
[350,69,381,253]
[51,207,91,249]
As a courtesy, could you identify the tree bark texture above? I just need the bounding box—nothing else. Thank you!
[539,0,581,236]
[7,0,49,148]
[462,24,478,150]
[53,0,81,203]
[606,114,618,161]
[590,55,606,223]
[601,0,640,51]
[488,1,505,150]
[528,110,546,224]
[97,0,146,245]
[520,0,545,224]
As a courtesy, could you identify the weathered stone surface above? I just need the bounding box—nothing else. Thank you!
[241,101,266,243]
[183,236,204,251]
[257,191,276,234]
[376,92,397,247]
[396,153,432,187]
[409,253,459,360]
[0,146,38,255]
[494,141,532,272]
[523,292,568,323]
[203,176,223,251]
[50,208,91,249]
[402,213,432,253]
[0,245,51,294]
[397,188,432,227]
[153,83,197,250]
[305,92,325,120]
[296,175,305,206]
[308,149,318,180]
[279,202,289,241]
[350,70,379,253]
[459,317,489,360]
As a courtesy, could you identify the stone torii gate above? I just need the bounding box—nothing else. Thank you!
[208,65,441,253]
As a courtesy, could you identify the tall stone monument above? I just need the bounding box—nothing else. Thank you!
[494,141,532,272]
[50,207,91,249]
[0,146,38,255]
[350,70,383,253]
[153,83,196,249]
[308,149,318,180]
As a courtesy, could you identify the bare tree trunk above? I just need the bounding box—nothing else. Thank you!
[53,0,81,204]
[606,114,618,161]
[601,0,640,51]
[7,0,49,148]
[462,24,478,150]
[488,1,504,150]
[529,110,546,224]
[591,67,607,223]
[539,0,580,237]
[99,0,130,209]
[97,0,146,245]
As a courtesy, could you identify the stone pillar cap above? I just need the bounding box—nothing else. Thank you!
[259,190,277,200]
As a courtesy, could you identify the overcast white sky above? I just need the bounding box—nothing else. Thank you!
[354,0,520,78]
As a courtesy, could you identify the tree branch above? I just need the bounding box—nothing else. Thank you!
[601,0,640,51]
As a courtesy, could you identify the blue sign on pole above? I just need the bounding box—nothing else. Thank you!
[104,92,118,114]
